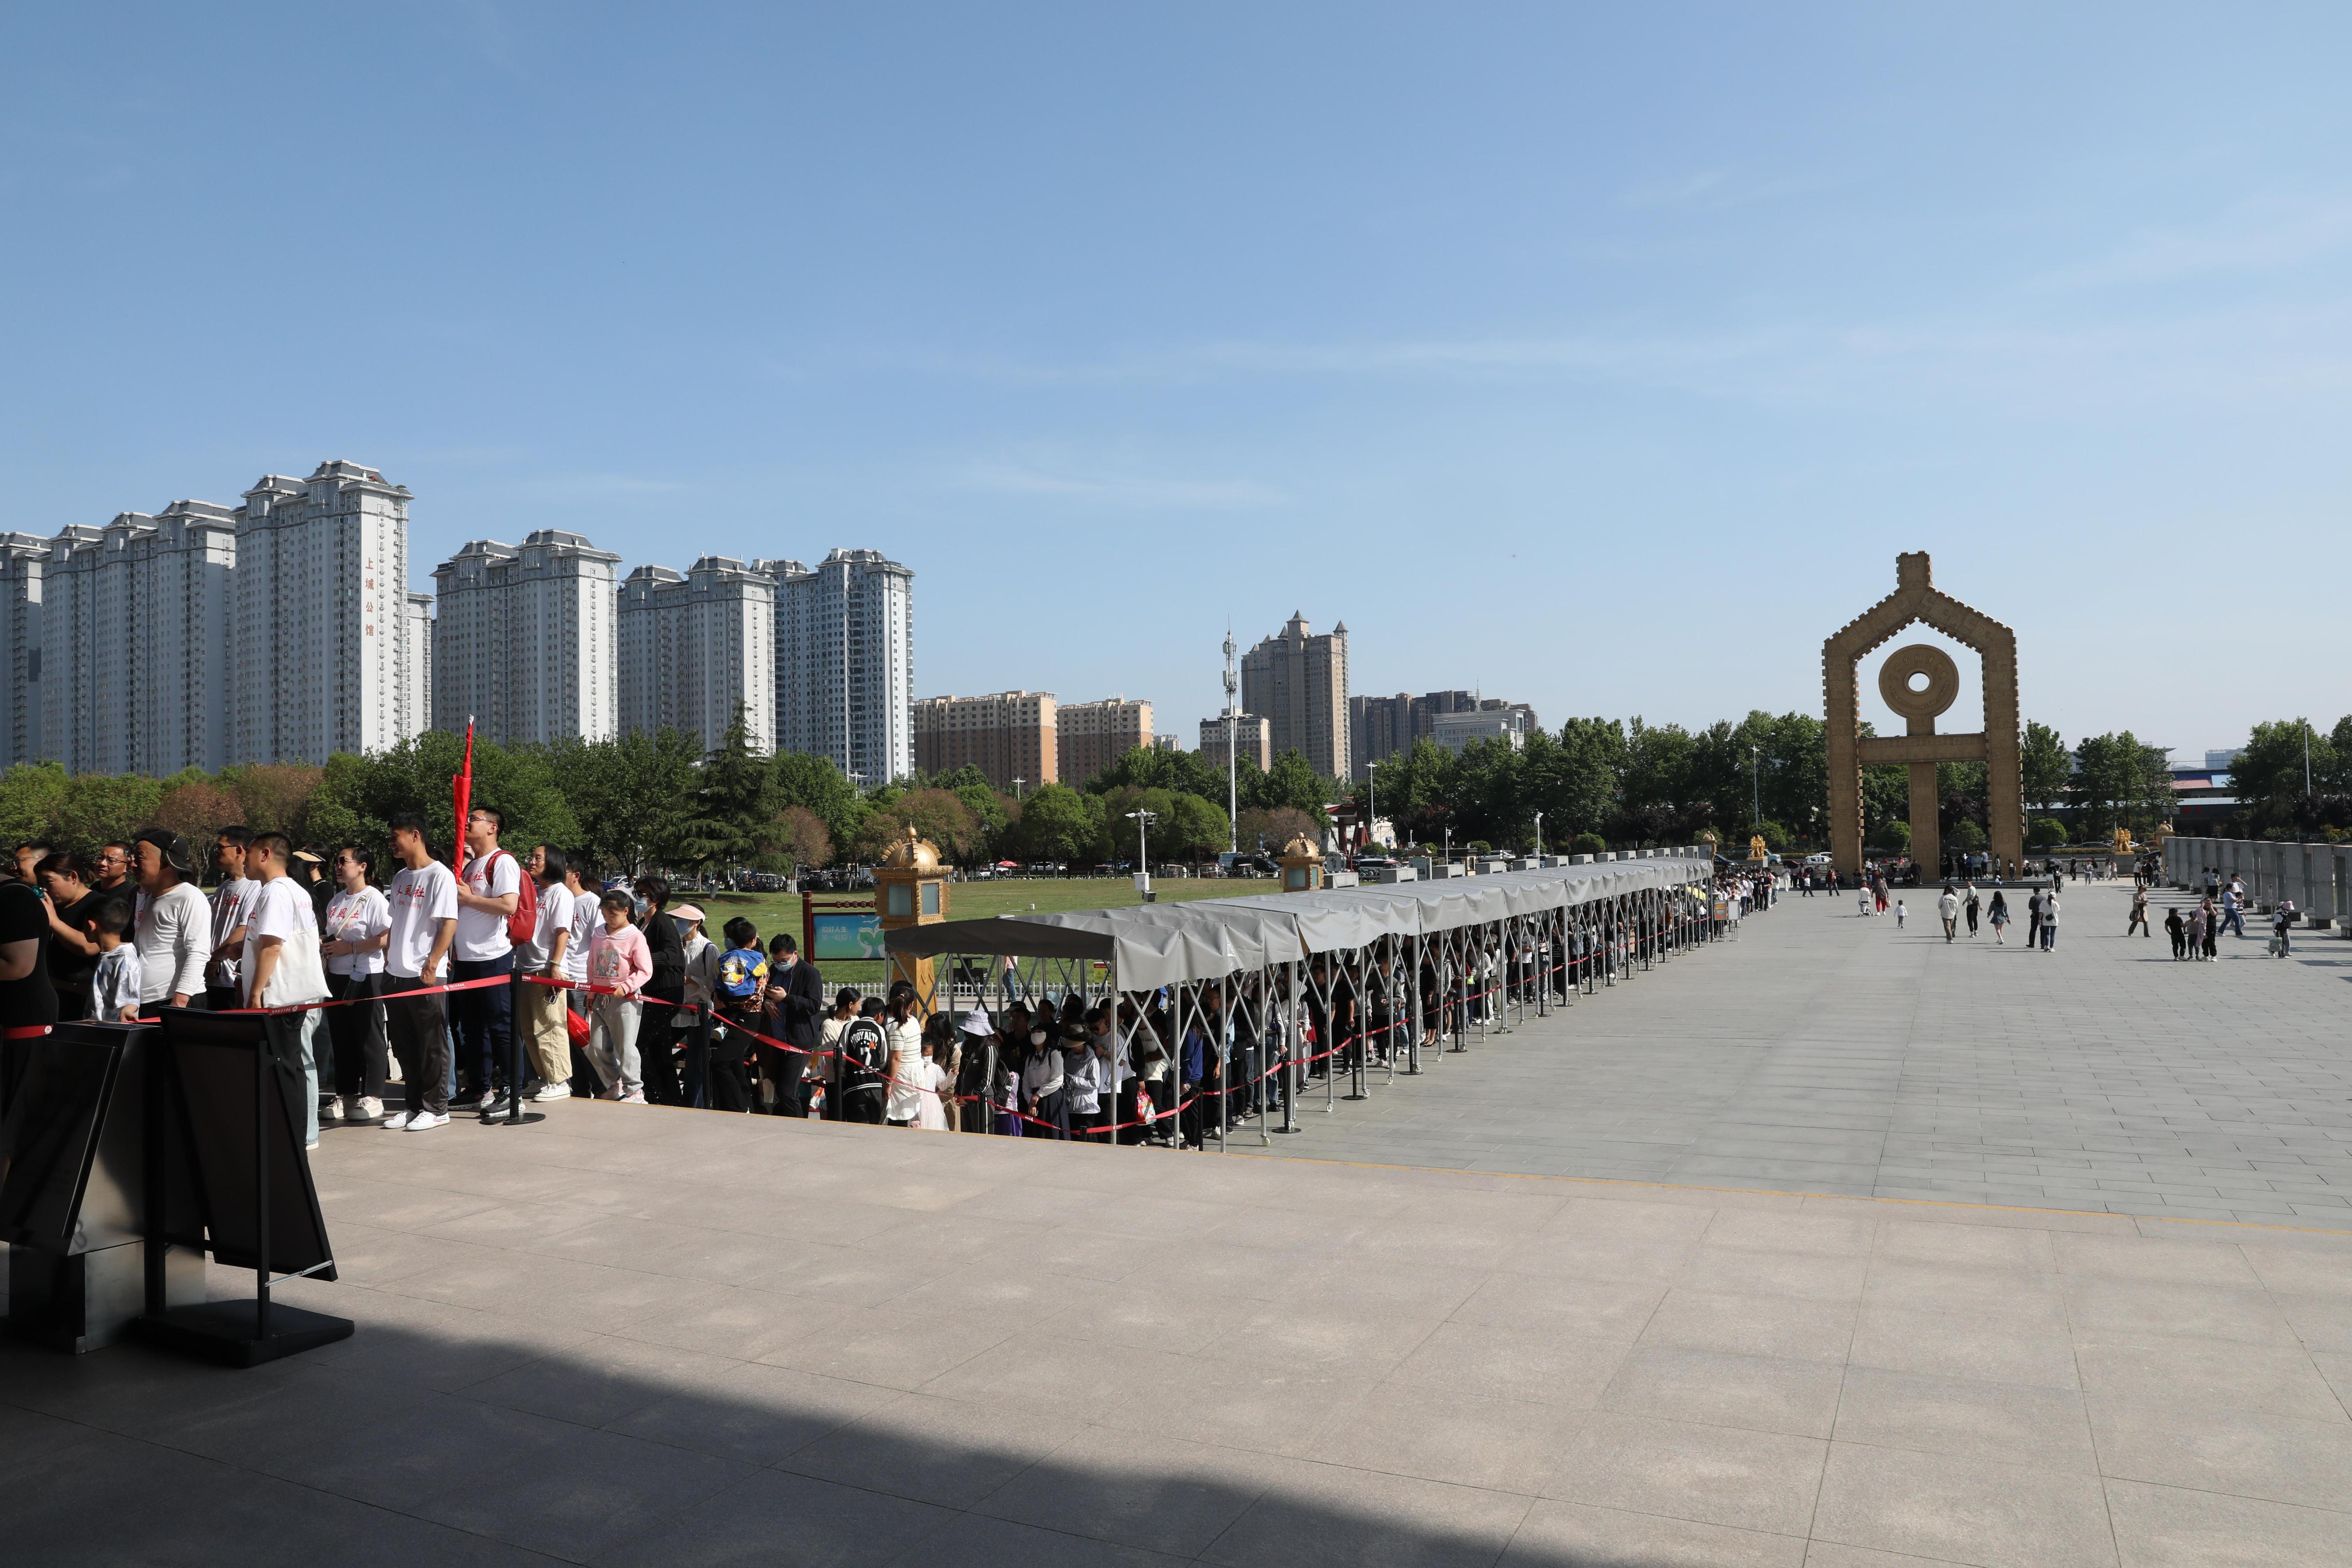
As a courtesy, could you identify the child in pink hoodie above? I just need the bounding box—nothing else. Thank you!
[584,890,653,1102]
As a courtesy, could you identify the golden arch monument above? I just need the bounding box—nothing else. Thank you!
[1824,552,2022,880]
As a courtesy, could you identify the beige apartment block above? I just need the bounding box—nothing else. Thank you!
[912,690,1057,791]
[1057,696,1152,786]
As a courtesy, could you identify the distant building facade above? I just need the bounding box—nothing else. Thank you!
[1431,706,1532,754]
[1240,612,1349,779]
[1057,696,1152,786]
[432,529,621,745]
[1352,690,1540,773]
[913,690,1056,791]
[229,462,422,764]
[618,556,775,753]
[762,548,914,787]
[1197,713,1271,774]
[0,534,44,768]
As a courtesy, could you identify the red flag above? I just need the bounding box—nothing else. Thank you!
[451,717,476,872]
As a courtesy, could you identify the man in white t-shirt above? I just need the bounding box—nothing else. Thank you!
[450,805,522,1115]
[382,812,458,1130]
[206,826,261,1011]
[242,832,331,1148]
[516,844,578,1102]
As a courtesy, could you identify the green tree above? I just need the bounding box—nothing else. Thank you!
[2232,719,2335,831]
[2021,722,2071,814]
[1251,749,1334,815]
[852,788,982,865]
[772,749,863,846]
[547,729,700,875]
[2070,731,2171,838]
[672,710,779,875]
[1012,784,1100,864]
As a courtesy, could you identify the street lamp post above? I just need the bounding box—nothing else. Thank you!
[1534,810,1544,858]
[1012,777,1025,802]
[1750,746,1761,828]
[1223,627,1239,856]
[1125,809,1158,901]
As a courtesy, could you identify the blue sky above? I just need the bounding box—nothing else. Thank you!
[5,4,2348,760]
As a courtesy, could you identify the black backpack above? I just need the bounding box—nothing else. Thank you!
[840,1017,887,1090]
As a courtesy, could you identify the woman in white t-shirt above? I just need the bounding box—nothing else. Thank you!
[882,981,924,1125]
[320,845,394,1125]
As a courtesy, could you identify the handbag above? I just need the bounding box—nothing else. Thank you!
[262,919,331,1008]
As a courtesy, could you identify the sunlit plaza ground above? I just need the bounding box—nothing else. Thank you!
[6,881,2350,1566]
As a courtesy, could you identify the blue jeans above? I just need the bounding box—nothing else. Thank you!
[2041,924,2057,949]
[450,953,515,1096]
[2221,909,2245,938]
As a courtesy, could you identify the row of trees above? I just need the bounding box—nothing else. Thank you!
[12,709,2335,879]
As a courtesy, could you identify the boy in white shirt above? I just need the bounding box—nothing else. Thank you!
[243,832,331,1147]
[88,900,142,1022]
[382,812,458,1131]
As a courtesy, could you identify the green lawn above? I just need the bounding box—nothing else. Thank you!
[677,874,1272,983]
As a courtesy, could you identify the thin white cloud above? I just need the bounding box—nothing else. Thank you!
[2040,190,2352,288]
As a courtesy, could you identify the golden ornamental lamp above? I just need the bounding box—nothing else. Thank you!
[874,823,949,1011]
[1278,831,1325,893]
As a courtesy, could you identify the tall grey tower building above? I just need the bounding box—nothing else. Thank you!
[432,529,621,744]
[1240,611,1349,779]
[617,556,775,752]
[760,548,913,786]
[229,461,423,763]
[0,533,46,768]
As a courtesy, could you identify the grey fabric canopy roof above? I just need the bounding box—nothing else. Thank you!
[885,853,1715,989]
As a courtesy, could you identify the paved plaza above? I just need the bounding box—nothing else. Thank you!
[1245,881,2352,1230]
[5,878,2352,1566]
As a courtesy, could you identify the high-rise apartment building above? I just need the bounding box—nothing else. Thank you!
[1056,697,1152,786]
[229,461,422,764]
[39,502,240,776]
[18,459,421,773]
[1197,713,1271,774]
[618,556,775,753]
[1240,612,1349,779]
[761,548,914,786]
[1351,690,1539,773]
[432,529,621,744]
[0,534,44,768]
[404,592,434,732]
[912,691,1055,791]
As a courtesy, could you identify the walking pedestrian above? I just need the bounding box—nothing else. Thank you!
[2127,886,2151,938]
[2040,891,2060,950]
[1988,889,2009,943]
[2166,906,2186,959]
[1964,885,1981,936]
[1937,885,1960,943]
[2272,900,2297,957]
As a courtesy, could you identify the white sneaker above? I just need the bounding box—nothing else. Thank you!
[598,1083,625,1101]
[318,1099,341,1124]
[619,1090,648,1104]
[381,1111,414,1130]
[406,1111,450,1131]
[355,1096,384,1122]
[532,1082,573,1102]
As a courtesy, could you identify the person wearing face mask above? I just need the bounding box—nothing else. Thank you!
[1064,1007,1106,1140]
[1020,1013,1067,1137]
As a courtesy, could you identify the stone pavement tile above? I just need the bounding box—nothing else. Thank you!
[611,1279,838,1365]
[1684,1248,1871,1303]
[2274,1292,2352,1353]
[1498,1498,1807,1567]
[1860,1259,2069,1327]
[2315,1352,2352,1412]
[1600,1347,1844,1439]
[753,1300,1012,1390]
[2062,1278,2300,1346]
[1801,1544,1976,1567]
[586,1353,888,1460]
[418,1420,754,1561]
[2072,1332,2348,1423]
[0,1401,105,1480]
[1847,1306,2080,1390]
[1699,1211,1880,1258]
[1639,1288,1860,1365]
[458,1330,766,1428]
[1226,1295,1456,1373]
[1269,1254,1492,1316]
[889,1513,1192,1568]
[1810,1441,2116,1568]
[1496,1230,1701,1284]
[1873,1217,2060,1272]
[2053,1235,2268,1290]
[1389,1319,1633,1408]
[591,1466,952,1568]
[1830,1367,2096,1473]
[0,1425,550,1568]
[2238,1242,2352,1298]
[1451,1269,1669,1338]
[1304,1380,1587,1493]
[2102,1477,2352,1568]
[782,1390,1087,1508]
[1547,1195,1727,1240]
[971,1424,1308,1558]
[2086,1393,2352,1512]
[1201,1461,1535,1568]
[1538,1410,1826,1536]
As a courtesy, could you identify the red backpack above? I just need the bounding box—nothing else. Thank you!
[472,850,539,945]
